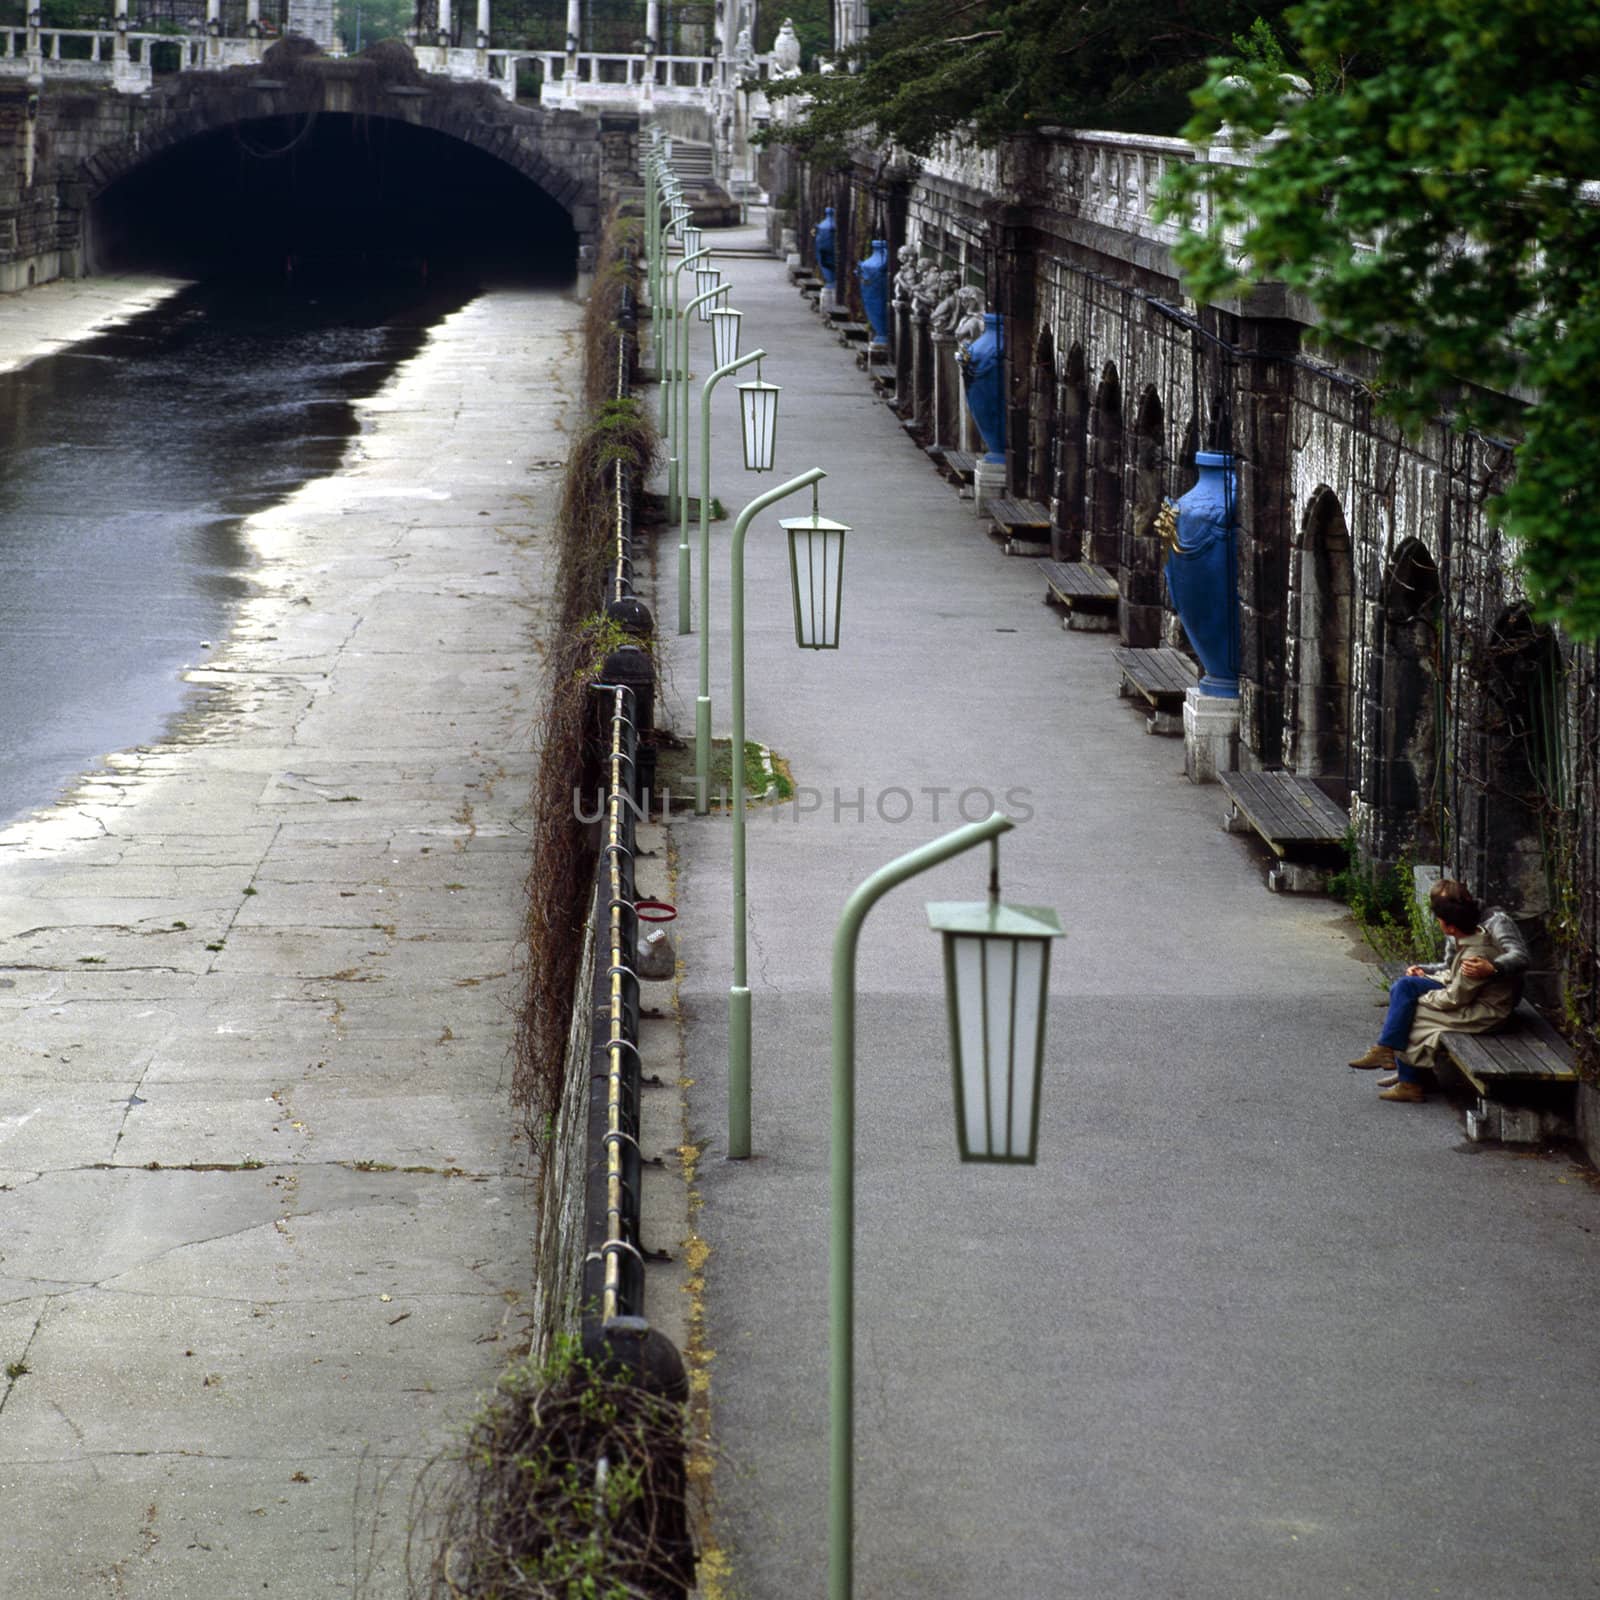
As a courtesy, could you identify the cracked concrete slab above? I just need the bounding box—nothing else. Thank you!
[0,284,579,1598]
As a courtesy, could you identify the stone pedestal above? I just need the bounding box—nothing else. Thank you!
[911,311,933,436]
[892,302,914,416]
[933,335,958,448]
[974,459,1006,517]
[1183,686,1240,785]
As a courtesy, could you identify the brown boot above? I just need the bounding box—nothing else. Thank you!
[1378,1081,1425,1103]
[1349,1044,1396,1071]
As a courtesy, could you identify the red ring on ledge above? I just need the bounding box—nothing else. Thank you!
[634,900,678,923]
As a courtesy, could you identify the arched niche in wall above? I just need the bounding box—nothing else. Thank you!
[1478,606,1565,921]
[1175,414,1200,499]
[1052,343,1090,561]
[1292,485,1354,782]
[1118,385,1167,646]
[1372,538,1443,854]
[1087,361,1124,570]
[1029,327,1058,506]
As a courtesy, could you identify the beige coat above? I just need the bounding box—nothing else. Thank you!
[1407,926,1519,1070]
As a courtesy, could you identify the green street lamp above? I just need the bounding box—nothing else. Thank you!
[692,343,768,810]
[781,485,850,651]
[663,246,709,501]
[709,306,742,369]
[694,262,724,312]
[736,365,780,472]
[677,270,730,557]
[828,814,1061,1600]
[727,468,853,1158]
[674,277,738,636]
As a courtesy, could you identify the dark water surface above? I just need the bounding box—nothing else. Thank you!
[0,278,476,827]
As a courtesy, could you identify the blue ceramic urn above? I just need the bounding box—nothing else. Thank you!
[857,238,890,348]
[1163,451,1240,697]
[959,312,1006,464]
[814,207,837,288]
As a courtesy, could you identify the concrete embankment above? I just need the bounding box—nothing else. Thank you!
[0,287,581,1596]
[0,275,188,374]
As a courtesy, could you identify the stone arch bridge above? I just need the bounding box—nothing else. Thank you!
[2,41,641,290]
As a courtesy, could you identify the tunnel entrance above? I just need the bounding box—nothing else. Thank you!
[90,112,579,289]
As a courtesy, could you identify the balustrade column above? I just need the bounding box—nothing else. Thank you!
[113,0,129,61]
[563,0,579,96]
[437,0,452,45]
[644,0,658,97]
[205,0,221,62]
[476,0,489,48]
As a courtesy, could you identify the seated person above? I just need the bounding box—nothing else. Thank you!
[1348,879,1527,1103]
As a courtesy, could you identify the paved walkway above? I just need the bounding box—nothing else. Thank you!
[0,287,581,1596]
[0,275,185,375]
[657,220,1600,1600]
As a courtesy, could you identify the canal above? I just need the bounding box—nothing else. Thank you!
[0,275,496,827]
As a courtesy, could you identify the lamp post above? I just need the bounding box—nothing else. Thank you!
[828,814,1061,1600]
[663,246,709,506]
[692,344,767,807]
[677,268,729,562]
[672,277,734,635]
[727,468,852,1159]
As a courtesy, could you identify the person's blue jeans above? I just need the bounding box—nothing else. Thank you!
[1380,975,1443,1081]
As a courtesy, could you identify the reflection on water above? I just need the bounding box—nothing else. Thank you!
[0,278,473,825]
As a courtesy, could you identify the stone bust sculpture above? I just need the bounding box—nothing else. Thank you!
[893,246,921,305]
[930,271,962,336]
[913,262,942,316]
[953,285,986,348]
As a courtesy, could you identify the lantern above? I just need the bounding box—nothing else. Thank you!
[779,496,850,650]
[926,897,1062,1163]
[695,265,723,318]
[709,307,742,368]
[682,225,703,258]
[736,372,780,472]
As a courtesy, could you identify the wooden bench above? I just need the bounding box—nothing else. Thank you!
[1041,560,1118,631]
[1219,770,1349,892]
[836,321,871,344]
[1112,646,1197,735]
[927,447,976,483]
[1376,963,1578,1143]
[987,497,1052,557]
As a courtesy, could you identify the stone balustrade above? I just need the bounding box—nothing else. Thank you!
[0,20,754,113]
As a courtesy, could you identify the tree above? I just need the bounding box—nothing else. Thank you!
[335,0,413,50]
[1164,0,1600,638]
[758,0,1292,158]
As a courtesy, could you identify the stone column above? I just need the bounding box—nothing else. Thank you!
[932,332,958,449]
[205,0,222,64]
[643,0,658,100]
[892,298,913,417]
[476,0,489,48]
[911,307,933,438]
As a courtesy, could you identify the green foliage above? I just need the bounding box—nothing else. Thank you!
[423,1332,689,1599]
[1328,835,1438,965]
[334,0,413,50]
[1163,0,1600,638]
[759,0,1292,157]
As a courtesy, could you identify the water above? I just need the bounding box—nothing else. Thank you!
[0,278,475,826]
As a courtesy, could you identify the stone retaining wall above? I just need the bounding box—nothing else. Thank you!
[783,127,1600,1083]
